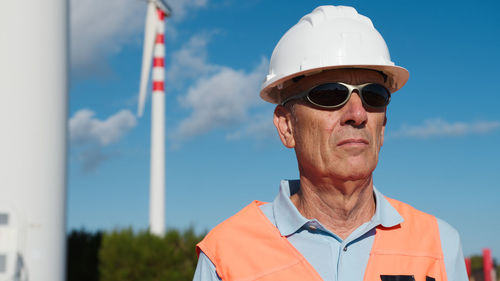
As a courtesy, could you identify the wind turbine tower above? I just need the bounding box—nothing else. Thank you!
[0,0,68,280]
[138,0,171,236]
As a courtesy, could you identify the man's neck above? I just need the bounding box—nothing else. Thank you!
[290,175,376,240]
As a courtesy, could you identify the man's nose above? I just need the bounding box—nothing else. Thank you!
[340,91,368,127]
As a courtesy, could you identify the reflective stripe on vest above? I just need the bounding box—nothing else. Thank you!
[197,198,447,281]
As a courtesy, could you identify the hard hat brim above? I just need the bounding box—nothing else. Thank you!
[260,64,409,104]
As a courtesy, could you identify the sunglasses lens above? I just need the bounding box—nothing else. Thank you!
[307,83,349,107]
[361,84,390,107]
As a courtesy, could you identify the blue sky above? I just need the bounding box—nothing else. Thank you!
[68,0,500,259]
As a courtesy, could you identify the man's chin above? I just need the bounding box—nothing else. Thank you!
[332,163,376,182]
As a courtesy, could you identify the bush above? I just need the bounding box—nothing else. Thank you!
[99,228,204,281]
[469,255,499,281]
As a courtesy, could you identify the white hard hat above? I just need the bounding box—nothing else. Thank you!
[260,5,409,104]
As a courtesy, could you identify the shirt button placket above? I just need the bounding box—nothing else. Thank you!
[337,243,349,281]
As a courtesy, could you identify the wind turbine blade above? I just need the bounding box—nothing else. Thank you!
[138,2,159,117]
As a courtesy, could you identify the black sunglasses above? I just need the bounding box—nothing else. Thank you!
[281,82,391,109]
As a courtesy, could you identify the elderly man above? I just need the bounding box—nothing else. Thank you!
[193,5,467,281]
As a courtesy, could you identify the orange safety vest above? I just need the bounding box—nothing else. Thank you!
[197,198,448,281]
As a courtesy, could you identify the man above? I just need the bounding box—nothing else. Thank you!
[193,5,468,281]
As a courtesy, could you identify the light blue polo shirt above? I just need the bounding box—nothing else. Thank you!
[193,180,468,281]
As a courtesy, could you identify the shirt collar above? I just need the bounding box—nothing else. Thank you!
[372,186,403,228]
[272,180,403,237]
[273,180,309,236]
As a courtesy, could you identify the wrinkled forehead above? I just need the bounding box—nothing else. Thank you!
[278,68,387,103]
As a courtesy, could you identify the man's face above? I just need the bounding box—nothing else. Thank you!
[274,69,387,182]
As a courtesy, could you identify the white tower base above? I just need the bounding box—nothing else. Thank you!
[149,92,165,236]
[0,0,68,280]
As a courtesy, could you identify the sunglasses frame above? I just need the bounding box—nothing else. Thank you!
[280,82,391,109]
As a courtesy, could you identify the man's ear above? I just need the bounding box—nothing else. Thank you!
[380,113,387,148]
[273,105,296,148]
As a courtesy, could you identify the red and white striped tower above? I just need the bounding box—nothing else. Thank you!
[464,257,471,278]
[149,8,166,236]
[138,0,171,236]
[483,248,494,281]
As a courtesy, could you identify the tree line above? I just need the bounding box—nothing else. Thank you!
[67,228,204,281]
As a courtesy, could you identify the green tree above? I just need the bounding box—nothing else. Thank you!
[99,228,204,281]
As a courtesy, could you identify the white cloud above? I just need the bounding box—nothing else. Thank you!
[70,0,208,76]
[225,111,277,141]
[69,109,137,171]
[166,32,272,143]
[166,34,219,86]
[168,0,208,21]
[173,57,268,140]
[70,109,137,145]
[70,0,145,75]
[78,147,114,173]
[391,119,500,138]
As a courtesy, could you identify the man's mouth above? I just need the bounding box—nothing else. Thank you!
[337,138,369,146]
